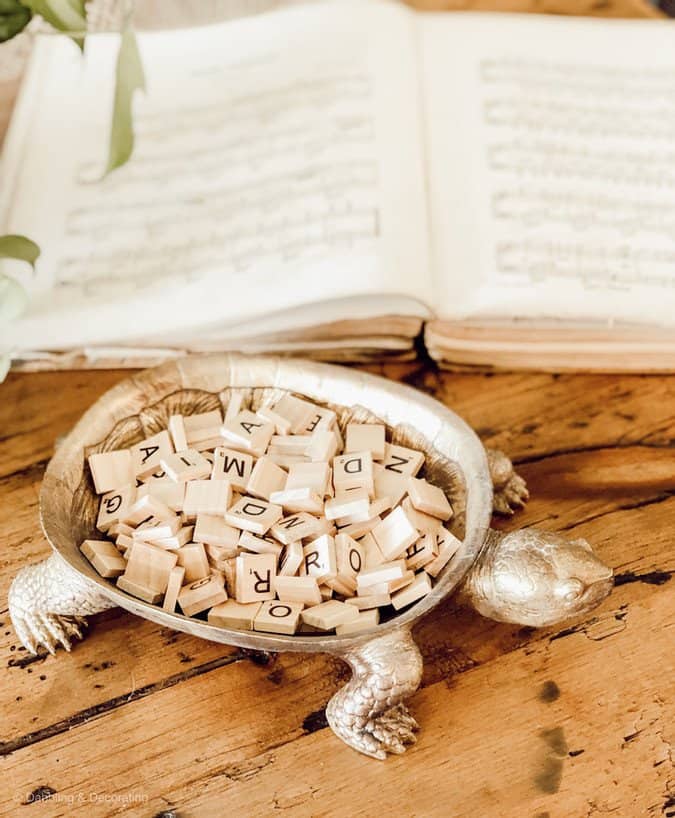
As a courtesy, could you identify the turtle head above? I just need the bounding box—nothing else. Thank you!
[462,528,613,628]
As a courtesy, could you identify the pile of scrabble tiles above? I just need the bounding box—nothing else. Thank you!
[83,393,462,637]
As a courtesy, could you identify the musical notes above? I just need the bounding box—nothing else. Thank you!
[478,56,675,296]
[55,64,380,304]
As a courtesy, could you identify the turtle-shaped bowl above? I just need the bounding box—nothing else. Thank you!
[9,354,611,759]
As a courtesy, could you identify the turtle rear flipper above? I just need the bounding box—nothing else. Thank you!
[326,628,423,760]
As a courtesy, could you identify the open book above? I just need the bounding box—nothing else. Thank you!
[2,0,674,371]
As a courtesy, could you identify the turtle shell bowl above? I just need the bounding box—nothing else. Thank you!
[8,354,502,759]
[41,354,493,651]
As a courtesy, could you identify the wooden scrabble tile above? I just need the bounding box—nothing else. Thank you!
[253,600,304,635]
[122,541,178,595]
[222,557,238,597]
[266,453,310,469]
[211,446,253,491]
[268,435,311,456]
[80,539,127,578]
[407,477,453,521]
[272,394,317,433]
[388,570,416,593]
[194,514,240,547]
[335,533,365,582]
[307,517,335,541]
[115,533,134,554]
[221,410,274,457]
[336,516,381,540]
[96,484,136,532]
[208,599,261,630]
[278,541,304,576]
[183,479,232,518]
[285,461,330,496]
[324,489,370,521]
[191,433,227,452]
[176,542,210,582]
[247,456,287,501]
[137,467,169,484]
[345,423,386,461]
[345,592,391,610]
[88,449,134,494]
[161,449,211,482]
[225,496,283,535]
[109,522,134,538]
[357,581,390,597]
[333,451,374,496]
[270,512,322,545]
[356,560,407,593]
[368,496,393,518]
[235,553,277,603]
[373,463,408,506]
[178,573,228,616]
[405,533,439,571]
[168,414,188,452]
[391,571,432,610]
[274,575,322,606]
[382,443,424,477]
[360,532,386,568]
[116,576,163,604]
[131,430,174,479]
[257,405,293,435]
[238,530,283,557]
[325,575,357,597]
[187,423,225,447]
[336,608,380,635]
[132,512,181,542]
[306,430,340,463]
[320,585,334,601]
[136,480,185,513]
[269,487,323,515]
[205,542,240,570]
[425,527,462,578]
[150,525,194,550]
[402,496,443,536]
[162,565,185,612]
[300,534,337,582]
[303,406,336,434]
[184,410,223,438]
[224,392,245,421]
[372,505,419,560]
[123,494,175,527]
[300,600,359,631]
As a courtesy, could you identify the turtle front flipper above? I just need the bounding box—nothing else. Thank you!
[326,627,423,760]
[458,528,614,628]
[486,448,529,515]
[9,552,116,655]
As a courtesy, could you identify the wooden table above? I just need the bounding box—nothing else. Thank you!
[0,364,673,817]
[1,0,673,813]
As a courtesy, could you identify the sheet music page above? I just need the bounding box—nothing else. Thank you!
[419,14,675,328]
[0,0,430,350]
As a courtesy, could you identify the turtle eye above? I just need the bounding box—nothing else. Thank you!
[556,578,585,602]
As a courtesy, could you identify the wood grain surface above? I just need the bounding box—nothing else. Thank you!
[1,2,672,815]
[0,363,673,817]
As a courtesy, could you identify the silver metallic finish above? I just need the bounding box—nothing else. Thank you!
[460,528,614,628]
[8,354,613,759]
[8,552,115,655]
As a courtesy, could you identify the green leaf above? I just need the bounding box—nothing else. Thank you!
[0,273,28,322]
[20,0,86,48]
[105,27,145,174]
[0,234,40,268]
[0,0,32,42]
